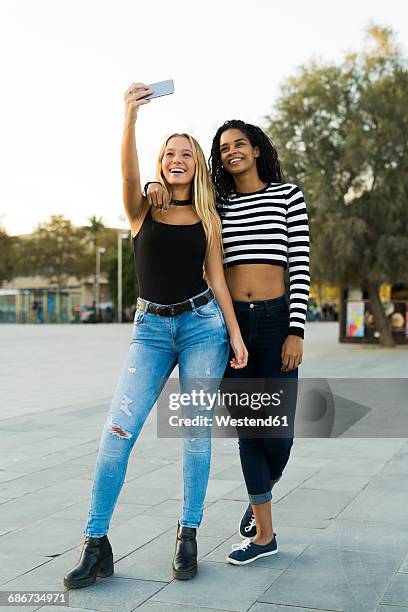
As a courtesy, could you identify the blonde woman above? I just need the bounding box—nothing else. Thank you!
[63,83,248,589]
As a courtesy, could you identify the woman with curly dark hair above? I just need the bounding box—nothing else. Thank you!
[146,119,310,565]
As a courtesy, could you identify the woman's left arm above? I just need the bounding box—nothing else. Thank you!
[204,233,248,370]
[281,184,310,372]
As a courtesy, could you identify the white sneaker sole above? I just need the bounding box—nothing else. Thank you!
[226,548,278,565]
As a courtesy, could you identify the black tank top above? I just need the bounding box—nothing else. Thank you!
[132,207,208,304]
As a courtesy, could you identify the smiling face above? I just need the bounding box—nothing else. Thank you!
[161,135,196,187]
[219,128,260,176]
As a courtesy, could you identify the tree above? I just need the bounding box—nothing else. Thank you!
[19,215,85,288]
[265,24,408,347]
[0,227,16,286]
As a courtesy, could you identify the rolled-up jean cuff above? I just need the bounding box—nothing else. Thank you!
[83,529,107,538]
[179,518,200,529]
[249,490,272,505]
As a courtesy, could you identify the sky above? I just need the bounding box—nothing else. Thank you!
[0,0,407,236]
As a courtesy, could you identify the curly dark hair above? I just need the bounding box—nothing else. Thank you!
[208,119,285,204]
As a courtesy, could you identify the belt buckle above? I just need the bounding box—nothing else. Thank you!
[155,305,176,316]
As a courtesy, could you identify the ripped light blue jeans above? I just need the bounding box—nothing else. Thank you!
[84,288,230,536]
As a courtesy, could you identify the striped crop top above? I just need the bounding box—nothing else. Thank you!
[217,182,310,338]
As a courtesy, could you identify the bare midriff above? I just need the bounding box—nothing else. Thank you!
[224,264,286,302]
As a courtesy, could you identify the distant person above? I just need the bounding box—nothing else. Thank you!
[36,299,44,324]
[147,119,310,565]
[31,299,38,323]
[64,82,248,589]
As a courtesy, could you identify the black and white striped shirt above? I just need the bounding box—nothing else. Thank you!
[218,182,310,338]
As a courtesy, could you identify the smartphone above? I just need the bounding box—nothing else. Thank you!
[136,79,174,100]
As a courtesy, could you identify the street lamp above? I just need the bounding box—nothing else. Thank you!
[95,246,106,322]
[117,230,129,323]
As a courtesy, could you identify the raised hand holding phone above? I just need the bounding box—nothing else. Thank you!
[123,82,152,126]
[135,79,174,100]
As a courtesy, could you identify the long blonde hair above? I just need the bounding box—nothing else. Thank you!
[155,133,223,267]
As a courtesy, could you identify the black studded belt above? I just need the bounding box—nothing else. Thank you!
[136,288,214,317]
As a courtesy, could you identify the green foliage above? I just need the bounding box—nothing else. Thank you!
[0,227,17,285]
[17,215,86,287]
[265,24,408,290]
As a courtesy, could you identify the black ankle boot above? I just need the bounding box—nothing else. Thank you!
[172,523,197,580]
[63,534,113,589]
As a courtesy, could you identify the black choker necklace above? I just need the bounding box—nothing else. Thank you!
[170,198,192,206]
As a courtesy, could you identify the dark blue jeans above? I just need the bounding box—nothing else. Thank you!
[223,294,298,505]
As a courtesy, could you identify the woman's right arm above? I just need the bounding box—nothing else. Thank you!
[121,82,152,223]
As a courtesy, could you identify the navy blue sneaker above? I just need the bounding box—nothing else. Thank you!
[227,534,278,565]
[239,504,257,539]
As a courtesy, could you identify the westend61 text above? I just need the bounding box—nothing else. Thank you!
[169,415,289,428]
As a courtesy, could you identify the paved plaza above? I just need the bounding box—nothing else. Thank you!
[0,322,408,612]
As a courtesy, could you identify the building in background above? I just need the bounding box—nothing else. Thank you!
[0,274,111,323]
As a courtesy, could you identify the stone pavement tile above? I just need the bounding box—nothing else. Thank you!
[152,561,282,612]
[0,463,91,498]
[314,519,408,558]
[210,464,243,481]
[203,525,319,570]
[0,428,55,443]
[377,606,408,612]
[248,605,332,612]
[376,462,408,479]
[126,462,183,489]
[2,449,93,474]
[64,577,166,612]
[132,439,186,462]
[366,473,408,492]
[202,478,243,503]
[142,498,212,519]
[284,454,334,470]
[136,602,229,612]
[399,554,408,573]
[0,416,42,432]
[49,500,149,526]
[5,441,105,476]
[115,456,172,482]
[0,552,51,587]
[33,608,109,612]
[0,470,28,483]
[300,471,371,492]
[0,450,36,470]
[273,488,357,529]
[115,531,221,582]
[258,542,402,612]
[39,476,93,500]
[118,484,179,506]
[198,499,249,538]
[291,438,361,458]
[0,490,81,535]
[345,439,407,459]
[381,573,408,607]
[108,514,176,557]
[0,517,88,556]
[338,489,408,525]
[221,483,248,502]
[17,436,95,456]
